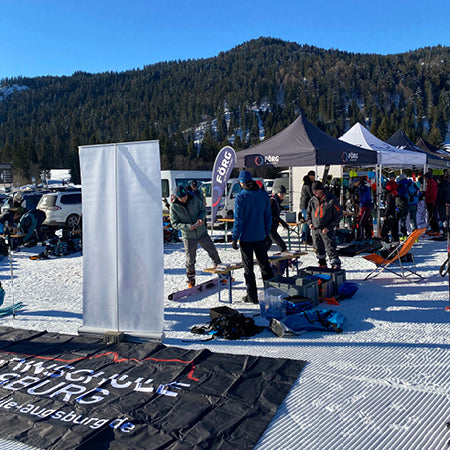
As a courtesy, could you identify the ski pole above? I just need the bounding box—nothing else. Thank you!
[440,204,450,311]
[8,234,16,319]
[447,203,450,311]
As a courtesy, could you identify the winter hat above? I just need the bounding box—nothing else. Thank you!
[175,186,188,198]
[238,170,252,183]
[190,180,198,188]
[307,170,315,176]
[13,191,23,203]
[424,172,433,179]
[398,173,407,181]
[275,184,287,194]
[311,181,324,191]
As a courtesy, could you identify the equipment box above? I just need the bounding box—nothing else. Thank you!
[264,275,319,306]
[285,212,297,223]
[300,266,346,292]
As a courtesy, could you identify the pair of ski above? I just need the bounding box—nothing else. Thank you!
[168,278,221,301]
[0,302,24,317]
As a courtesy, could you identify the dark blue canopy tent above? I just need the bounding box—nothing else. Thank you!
[236,115,378,168]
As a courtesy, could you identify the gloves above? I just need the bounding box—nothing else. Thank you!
[232,240,239,250]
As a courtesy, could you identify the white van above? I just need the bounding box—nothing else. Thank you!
[161,170,212,212]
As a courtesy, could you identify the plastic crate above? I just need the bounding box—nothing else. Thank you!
[264,275,319,306]
[300,266,346,292]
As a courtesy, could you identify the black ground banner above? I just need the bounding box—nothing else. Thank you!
[0,327,306,449]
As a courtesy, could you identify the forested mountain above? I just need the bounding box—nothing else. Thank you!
[0,37,448,184]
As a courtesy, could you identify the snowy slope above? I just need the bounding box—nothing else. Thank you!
[0,231,449,449]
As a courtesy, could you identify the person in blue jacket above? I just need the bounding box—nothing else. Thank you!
[232,170,273,303]
[406,178,420,231]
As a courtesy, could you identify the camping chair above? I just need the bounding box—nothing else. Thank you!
[362,228,427,281]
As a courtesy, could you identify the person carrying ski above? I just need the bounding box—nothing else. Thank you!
[306,180,343,269]
[267,184,289,252]
[232,170,273,304]
[170,185,221,288]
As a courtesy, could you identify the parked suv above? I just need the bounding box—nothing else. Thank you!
[37,190,82,229]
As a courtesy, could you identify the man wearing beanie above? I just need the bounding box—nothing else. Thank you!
[170,185,221,288]
[306,180,343,269]
[232,170,273,303]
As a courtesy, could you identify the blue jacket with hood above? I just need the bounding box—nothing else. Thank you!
[232,180,272,242]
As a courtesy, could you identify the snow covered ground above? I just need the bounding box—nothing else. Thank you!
[1,230,450,449]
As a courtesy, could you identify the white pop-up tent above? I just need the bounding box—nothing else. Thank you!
[340,123,427,236]
[339,123,427,166]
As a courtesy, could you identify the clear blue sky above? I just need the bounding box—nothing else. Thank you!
[0,0,449,80]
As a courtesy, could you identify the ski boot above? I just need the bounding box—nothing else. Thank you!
[187,271,195,288]
[318,258,327,268]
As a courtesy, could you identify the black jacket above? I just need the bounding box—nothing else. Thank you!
[270,194,288,231]
[299,175,313,210]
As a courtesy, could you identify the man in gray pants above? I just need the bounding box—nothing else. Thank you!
[170,186,221,287]
[306,181,343,269]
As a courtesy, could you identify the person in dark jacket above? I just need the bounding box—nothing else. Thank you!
[306,181,343,269]
[424,172,439,233]
[355,176,373,242]
[299,170,315,243]
[267,184,289,252]
[187,180,206,206]
[18,209,47,245]
[232,170,273,304]
[436,175,450,231]
[381,182,400,245]
[170,186,221,288]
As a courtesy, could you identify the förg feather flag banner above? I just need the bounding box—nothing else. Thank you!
[211,146,236,227]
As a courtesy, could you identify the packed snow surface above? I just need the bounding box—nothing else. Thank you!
[1,231,449,449]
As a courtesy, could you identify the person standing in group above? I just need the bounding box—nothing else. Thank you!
[355,176,373,242]
[170,185,221,288]
[188,180,206,206]
[267,184,289,252]
[299,170,315,244]
[424,172,439,234]
[396,174,410,237]
[436,175,450,231]
[232,170,273,304]
[306,180,343,269]
[405,178,420,231]
[381,181,400,245]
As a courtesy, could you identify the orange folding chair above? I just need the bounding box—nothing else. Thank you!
[362,228,427,281]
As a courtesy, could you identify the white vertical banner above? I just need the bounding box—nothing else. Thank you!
[78,140,164,340]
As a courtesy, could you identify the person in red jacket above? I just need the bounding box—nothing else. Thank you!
[424,172,439,233]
